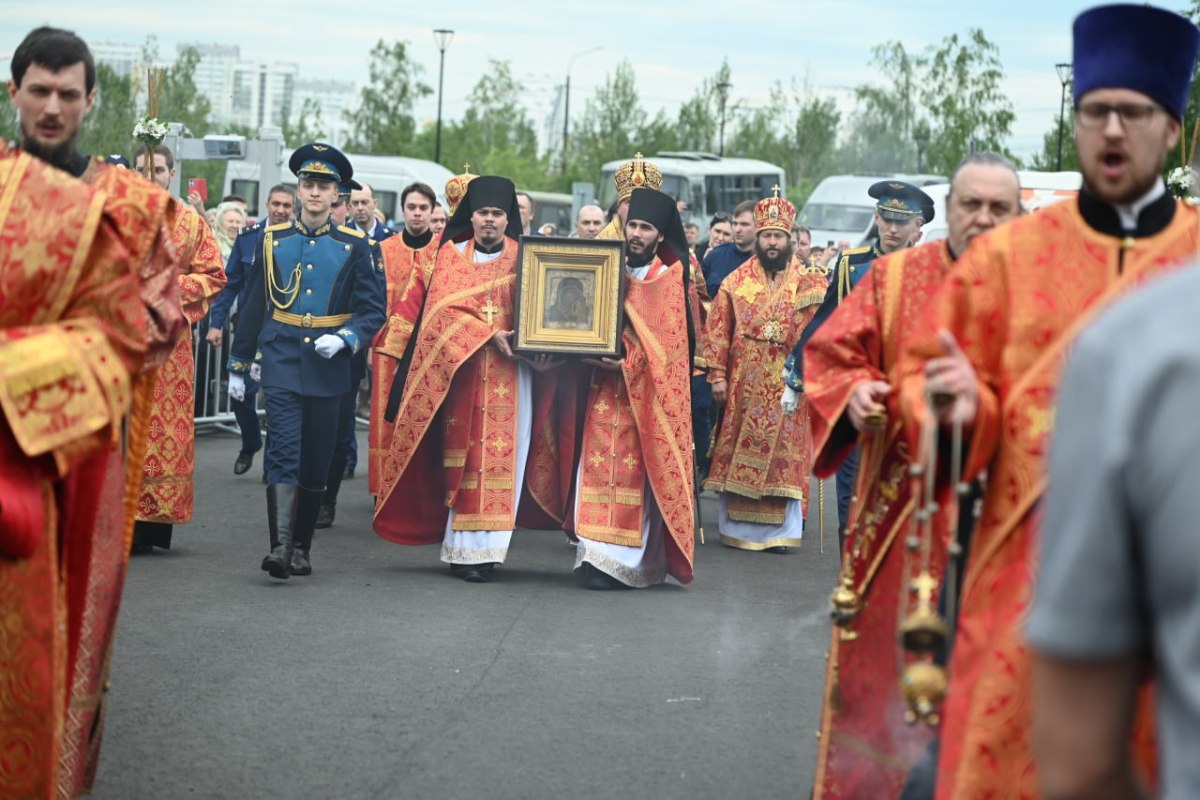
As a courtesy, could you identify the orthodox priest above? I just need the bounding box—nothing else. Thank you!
[365,175,465,500]
[784,180,933,552]
[896,5,1200,796]
[802,153,1020,800]
[2,26,185,798]
[570,187,697,589]
[374,176,559,583]
[597,152,663,241]
[131,144,227,551]
[703,189,827,552]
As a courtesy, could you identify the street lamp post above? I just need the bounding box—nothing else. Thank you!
[433,29,454,166]
[716,81,732,157]
[561,46,603,174]
[1055,62,1073,172]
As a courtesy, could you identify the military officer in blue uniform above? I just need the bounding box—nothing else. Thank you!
[207,184,297,476]
[227,143,386,580]
[782,179,933,550]
[317,180,388,527]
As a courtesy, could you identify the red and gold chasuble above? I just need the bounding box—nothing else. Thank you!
[702,257,825,522]
[804,240,954,800]
[898,200,1200,799]
[374,238,531,541]
[137,202,226,523]
[368,233,437,495]
[575,257,696,583]
[0,150,180,800]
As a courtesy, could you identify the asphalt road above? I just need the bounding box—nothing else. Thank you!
[90,427,841,800]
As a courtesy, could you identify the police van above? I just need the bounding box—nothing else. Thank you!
[222,150,454,225]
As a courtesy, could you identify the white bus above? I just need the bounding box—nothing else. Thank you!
[222,150,455,224]
[597,152,785,227]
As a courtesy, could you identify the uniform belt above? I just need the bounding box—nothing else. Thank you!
[272,310,353,329]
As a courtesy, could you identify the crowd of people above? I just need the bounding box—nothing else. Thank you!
[5,3,1200,798]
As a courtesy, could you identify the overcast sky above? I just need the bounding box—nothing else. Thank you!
[1,0,1140,160]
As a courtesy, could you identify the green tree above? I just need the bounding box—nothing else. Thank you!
[283,97,326,149]
[566,61,647,187]
[919,29,1015,174]
[841,41,921,173]
[674,60,732,152]
[727,81,841,206]
[77,63,136,158]
[1026,111,1079,172]
[1184,2,1200,125]
[344,40,432,155]
[423,59,551,187]
[158,46,213,137]
[839,30,1015,176]
[0,91,16,143]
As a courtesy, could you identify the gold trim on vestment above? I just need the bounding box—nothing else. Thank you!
[718,534,802,551]
[451,514,514,532]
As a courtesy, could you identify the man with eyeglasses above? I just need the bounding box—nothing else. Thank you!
[891,5,1200,798]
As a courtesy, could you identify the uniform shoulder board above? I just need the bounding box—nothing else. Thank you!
[842,244,873,257]
[265,221,292,233]
[338,225,366,239]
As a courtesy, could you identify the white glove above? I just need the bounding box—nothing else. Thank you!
[314,334,347,359]
[228,373,246,402]
[781,385,798,415]
[780,364,791,380]
[249,363,262,382]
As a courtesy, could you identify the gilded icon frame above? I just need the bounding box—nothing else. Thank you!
[513,235,625,357]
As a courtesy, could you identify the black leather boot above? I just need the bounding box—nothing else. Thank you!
[320,449,348,529]
[262,484,297,580]
[261,486,280,572]
[290,487,324,576]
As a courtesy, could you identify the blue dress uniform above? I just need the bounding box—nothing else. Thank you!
[210,221,267,470]
[319,189,387,527]
[228,143,386,579]
[785,180,933,544]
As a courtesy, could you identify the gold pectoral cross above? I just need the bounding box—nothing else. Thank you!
[481,297,499,325]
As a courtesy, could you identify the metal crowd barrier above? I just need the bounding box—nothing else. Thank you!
[192,321,368,433]
[193,321,254,433]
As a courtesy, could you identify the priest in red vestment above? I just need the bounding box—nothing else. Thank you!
[1,26,186,799]
[703,189,827,553]
[803,153,1021,800]
[569,187,696,589]
[374,176,560,583]
[131,144,227,551]
[366,178,455,500]
[896,6,1200,797]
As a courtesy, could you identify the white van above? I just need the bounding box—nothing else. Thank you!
[800,174,946,249]
[223,150,455,225]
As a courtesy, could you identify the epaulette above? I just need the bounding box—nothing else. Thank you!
[337,225,366,239]
[842,244,873,258]
[265,221,292,233]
